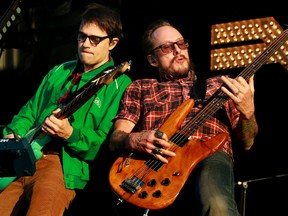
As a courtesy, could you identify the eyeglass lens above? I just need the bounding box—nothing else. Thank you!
[77,32,109,46]
[160,40,188,54]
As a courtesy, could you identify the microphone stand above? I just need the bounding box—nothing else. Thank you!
[237,173,288,216]
[237,181,248,216]
[143,209,149,216]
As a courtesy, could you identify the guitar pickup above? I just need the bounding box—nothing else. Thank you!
[121,177,144,194]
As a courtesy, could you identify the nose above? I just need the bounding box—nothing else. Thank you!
[173,43,181,55]
[82,37,91,46]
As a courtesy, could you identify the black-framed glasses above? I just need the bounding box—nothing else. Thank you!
[150,39,189,54]
[77,32,110,46]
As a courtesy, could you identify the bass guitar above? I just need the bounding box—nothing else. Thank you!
[109,29,288,210]
[0,60,131,191]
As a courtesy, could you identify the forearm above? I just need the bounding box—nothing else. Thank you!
[110,129,152,152]
[109,119,137,152]
[109,130,131,152]
[235,113,258,150]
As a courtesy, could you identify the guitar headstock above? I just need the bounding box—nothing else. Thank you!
[118,60,132,74]
[103,60,132,85]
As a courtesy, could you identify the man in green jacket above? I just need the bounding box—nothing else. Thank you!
[0,3,131,216]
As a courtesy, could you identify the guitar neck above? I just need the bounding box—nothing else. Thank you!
[27,61,131,142]
[238,29,288,81]
[57,61,130,119]
[183,29,288,137]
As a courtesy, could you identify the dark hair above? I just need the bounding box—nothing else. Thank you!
[80,3,123,40]
[142,19,173,55]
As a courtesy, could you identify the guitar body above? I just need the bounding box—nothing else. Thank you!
[0,129,53,191]
[109,133,227,210]
[109,98,228,210]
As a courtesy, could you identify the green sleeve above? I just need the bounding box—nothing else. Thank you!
[2,72,56,137]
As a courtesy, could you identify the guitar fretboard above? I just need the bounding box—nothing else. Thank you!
[174,29,288,143]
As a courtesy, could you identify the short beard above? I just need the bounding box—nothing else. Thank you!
[159,60,190,80]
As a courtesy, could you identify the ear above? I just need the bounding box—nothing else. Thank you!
[109,38,119,50]
[147,54,158,66]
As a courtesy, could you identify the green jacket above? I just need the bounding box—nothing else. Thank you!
[3,58,132,189]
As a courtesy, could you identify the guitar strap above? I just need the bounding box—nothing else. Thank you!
[192,78,232,130]
[58,63,83,105]
[58,73,82,105]
[191,79,207,105]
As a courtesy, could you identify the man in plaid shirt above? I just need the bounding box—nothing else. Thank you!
[109,19,258,216]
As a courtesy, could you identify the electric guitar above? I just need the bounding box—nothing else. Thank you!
[109,29,288,210]
[0,60,131,191]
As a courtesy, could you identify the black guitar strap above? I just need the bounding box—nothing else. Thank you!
[191,79,207,105]
[191,78,232,130]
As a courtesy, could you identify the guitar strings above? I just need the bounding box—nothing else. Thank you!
[169,29,288,147]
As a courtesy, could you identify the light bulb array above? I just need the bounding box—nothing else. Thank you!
[210,17,288,71]
[0,0,22,42]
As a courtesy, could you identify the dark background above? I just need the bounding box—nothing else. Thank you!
[1,0,288,215]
